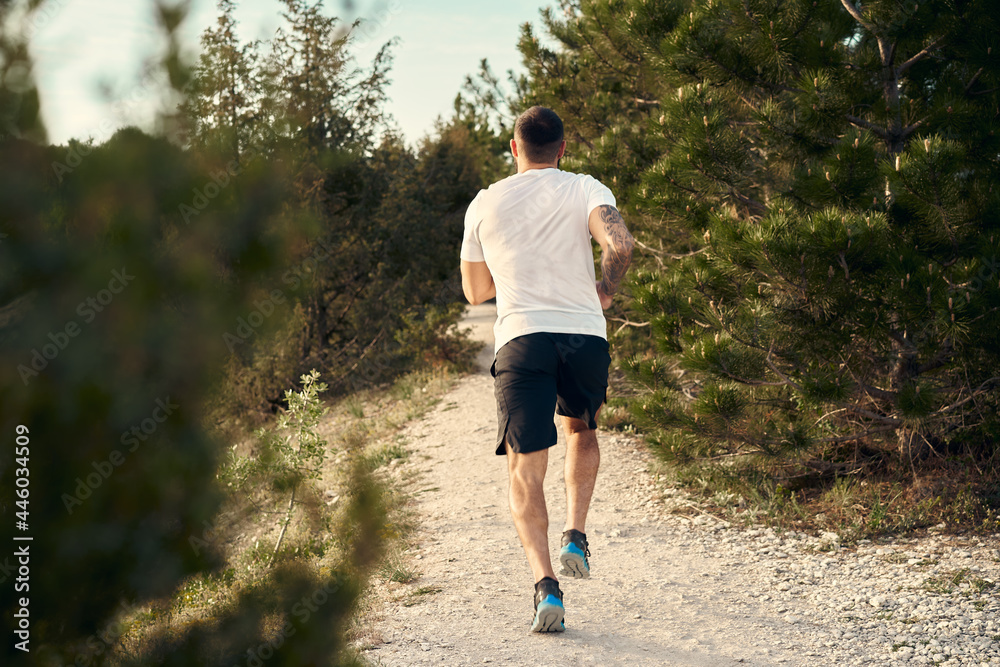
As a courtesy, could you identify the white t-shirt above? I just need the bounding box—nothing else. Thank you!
[460,168,617,356]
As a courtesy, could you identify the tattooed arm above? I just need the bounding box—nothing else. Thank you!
[588,204,635,309]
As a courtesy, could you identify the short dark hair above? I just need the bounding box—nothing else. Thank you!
[514,106,564,163]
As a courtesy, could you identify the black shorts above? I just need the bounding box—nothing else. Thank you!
[490,332,611,456]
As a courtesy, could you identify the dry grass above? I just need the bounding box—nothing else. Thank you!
[106,366,460,664]
[645,449,1000,544]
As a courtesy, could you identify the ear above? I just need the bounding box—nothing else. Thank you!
[556,140,566,160]
[510,138,519,158]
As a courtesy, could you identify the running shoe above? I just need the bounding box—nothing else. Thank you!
[531,577,565,632]
[559,529,590,579]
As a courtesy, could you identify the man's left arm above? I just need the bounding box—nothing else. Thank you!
[588,204,635,309]
[461,260,496,305]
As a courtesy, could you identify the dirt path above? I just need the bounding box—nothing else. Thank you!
[368,304,830,666]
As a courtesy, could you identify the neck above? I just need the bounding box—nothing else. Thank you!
[517,161,558,174]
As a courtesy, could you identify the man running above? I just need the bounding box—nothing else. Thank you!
[459,106,635,632]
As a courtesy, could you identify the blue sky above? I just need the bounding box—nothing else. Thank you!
[23,0,556,145]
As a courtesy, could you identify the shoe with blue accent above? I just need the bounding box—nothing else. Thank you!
[559,529,590,579]
[530,577,565,632]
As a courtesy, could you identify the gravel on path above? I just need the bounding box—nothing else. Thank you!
[366,304,1000,667]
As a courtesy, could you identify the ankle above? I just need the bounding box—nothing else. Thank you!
[535,575,559,587]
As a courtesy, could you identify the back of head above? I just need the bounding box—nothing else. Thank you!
[514,106,564,164]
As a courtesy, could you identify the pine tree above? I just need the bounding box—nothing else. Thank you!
[514,0,670,196]
[524,0,1000,475]
[178,0,263,161]
[181,1,487,411]
[455,59,523,176]
[269,0,393,154]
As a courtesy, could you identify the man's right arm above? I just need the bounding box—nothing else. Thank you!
[461,260,496,305]
[588,204,635,309]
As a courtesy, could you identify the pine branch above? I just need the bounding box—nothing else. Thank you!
[882,40,898,69]
[702,48,798,95]
[931,376,1000,415]
[838,0,873,32]
[704,301,799,368]
[817,424,898,443]
[763,349,803,390]
[896,36,946,76]
[700,450,758,461]
[573,130,595,151]
[716,362,790,387]
[843,367,897,402]
[900,115,931,141]
[684,129,767,216]
[845,114,890,141]
[837,403,902,426]
[634,239,707,261]
[729,189,768,217]
[577,22,632,78]
[963,67,985,95]
[790,1,820,40]
[608,317,651,335]
[758,245,809,301]
[766,348,902,426]
[916,342,954,375]
[965,306,1000,324]
[803,459,868,475]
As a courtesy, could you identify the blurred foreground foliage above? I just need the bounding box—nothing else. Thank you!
[0,0,496,664]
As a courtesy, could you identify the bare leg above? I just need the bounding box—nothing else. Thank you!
[505,440,556,583]
[562,416,600,533]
